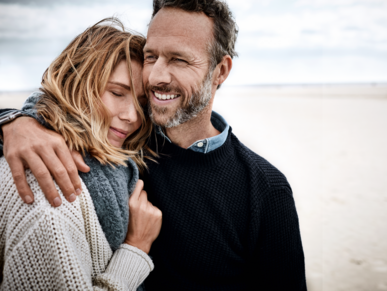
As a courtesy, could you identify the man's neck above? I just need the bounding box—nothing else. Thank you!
[164,106,220,149]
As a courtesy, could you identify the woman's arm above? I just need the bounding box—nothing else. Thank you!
[0,157,155,291]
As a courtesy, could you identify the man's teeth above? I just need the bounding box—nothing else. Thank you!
[154,92,179,100]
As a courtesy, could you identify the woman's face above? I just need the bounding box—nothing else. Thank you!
[101,60,146,148]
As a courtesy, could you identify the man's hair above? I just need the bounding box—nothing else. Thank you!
[152,0,238,77]
[36,18,154,170]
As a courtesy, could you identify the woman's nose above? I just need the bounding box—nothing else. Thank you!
[119,102,138,123]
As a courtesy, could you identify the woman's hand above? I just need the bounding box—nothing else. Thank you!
[125,180,162,254]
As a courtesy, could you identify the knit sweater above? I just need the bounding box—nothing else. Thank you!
[0,157,154,290]
[142,128,307,291]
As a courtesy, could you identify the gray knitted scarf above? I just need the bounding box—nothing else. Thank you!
[79,154,139,251]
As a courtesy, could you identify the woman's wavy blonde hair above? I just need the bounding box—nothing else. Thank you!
[36,18,154,171]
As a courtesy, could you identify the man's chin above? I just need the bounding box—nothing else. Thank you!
[149,106,175,128]
[150,116,169,128]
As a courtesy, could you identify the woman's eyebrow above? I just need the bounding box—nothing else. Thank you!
[108,81,131,91]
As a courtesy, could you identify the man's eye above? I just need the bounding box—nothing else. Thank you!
[145,55,156,61]
[174,58,186,63]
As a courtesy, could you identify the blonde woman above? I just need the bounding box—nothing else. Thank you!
[0,19,161,290]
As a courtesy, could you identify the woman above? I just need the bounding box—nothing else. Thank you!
[0,18,161,290]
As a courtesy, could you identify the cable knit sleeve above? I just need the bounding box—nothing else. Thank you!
[0,157,153,291]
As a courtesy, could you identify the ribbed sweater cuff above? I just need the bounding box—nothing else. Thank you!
[105,244,154,287]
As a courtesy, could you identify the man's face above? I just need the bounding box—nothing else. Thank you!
[143,7,214,128]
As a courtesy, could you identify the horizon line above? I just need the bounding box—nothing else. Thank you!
[1,82,387,93]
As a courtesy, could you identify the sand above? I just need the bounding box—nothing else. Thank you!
[1,84,387,291]
[213,84,387,291]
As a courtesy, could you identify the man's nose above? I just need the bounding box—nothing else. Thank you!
[148,58,171,86]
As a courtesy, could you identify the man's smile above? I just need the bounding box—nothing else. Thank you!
[152,90,181,102]
[154,91,180,100]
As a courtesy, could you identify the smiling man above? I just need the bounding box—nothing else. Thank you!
[0,0,306,290]
[144,6,217,136]
[139,1,306,290]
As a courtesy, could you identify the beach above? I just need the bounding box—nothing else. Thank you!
[214,84,387,291]
[1,84,387,291]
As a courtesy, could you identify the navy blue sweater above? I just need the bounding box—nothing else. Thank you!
[142,128,307,291]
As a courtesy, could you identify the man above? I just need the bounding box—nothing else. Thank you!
[0,0,306,290]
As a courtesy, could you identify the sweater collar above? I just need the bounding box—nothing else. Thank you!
[155,111,230,154]
[151,126,234,168]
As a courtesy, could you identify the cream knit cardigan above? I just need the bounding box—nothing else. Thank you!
[0,157,154,290]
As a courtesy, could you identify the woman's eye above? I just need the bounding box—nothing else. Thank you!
[111,91,123,97]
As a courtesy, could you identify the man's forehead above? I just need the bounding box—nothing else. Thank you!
[147,7,213,45]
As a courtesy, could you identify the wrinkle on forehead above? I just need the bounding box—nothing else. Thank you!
[147,7,214,52]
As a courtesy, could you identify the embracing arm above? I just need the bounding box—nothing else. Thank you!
[250,186,307,291]
[0,92,89,207]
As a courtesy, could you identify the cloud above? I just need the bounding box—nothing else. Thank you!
[295,0,387,7]
[0,0,386,90]
[0,2,152,40]
[0,0,132,6]
[0,1,153,91]
[235,1,387,51]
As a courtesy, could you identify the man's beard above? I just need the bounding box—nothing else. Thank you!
[147,70,213,128]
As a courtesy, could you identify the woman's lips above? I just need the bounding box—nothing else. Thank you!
[110,127,128,139]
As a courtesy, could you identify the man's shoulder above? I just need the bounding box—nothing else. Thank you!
[230,133,291,191]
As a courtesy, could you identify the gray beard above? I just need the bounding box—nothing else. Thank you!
[148,70,213,128]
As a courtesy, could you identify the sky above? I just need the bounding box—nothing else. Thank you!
[0,0,387,91]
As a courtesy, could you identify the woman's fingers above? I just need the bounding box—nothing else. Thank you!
[130,180,145,201]
[126,183,162,254]
[138,189,148,205]
[148,202,162,237]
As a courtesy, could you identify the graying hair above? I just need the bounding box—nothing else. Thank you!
[152,0,239,89]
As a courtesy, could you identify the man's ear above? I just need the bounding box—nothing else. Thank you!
[213,55,232,88]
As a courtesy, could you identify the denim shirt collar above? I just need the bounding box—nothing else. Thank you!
[156,111,229,154]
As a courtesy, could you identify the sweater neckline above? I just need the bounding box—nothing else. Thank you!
[154,127,234,167]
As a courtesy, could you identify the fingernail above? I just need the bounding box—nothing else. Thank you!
[25,196,33,204]
[75,188,82,195]
[53,197,62,207]
[69,194,76,202]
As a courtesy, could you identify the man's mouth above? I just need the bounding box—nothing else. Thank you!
[154,91,180,101]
